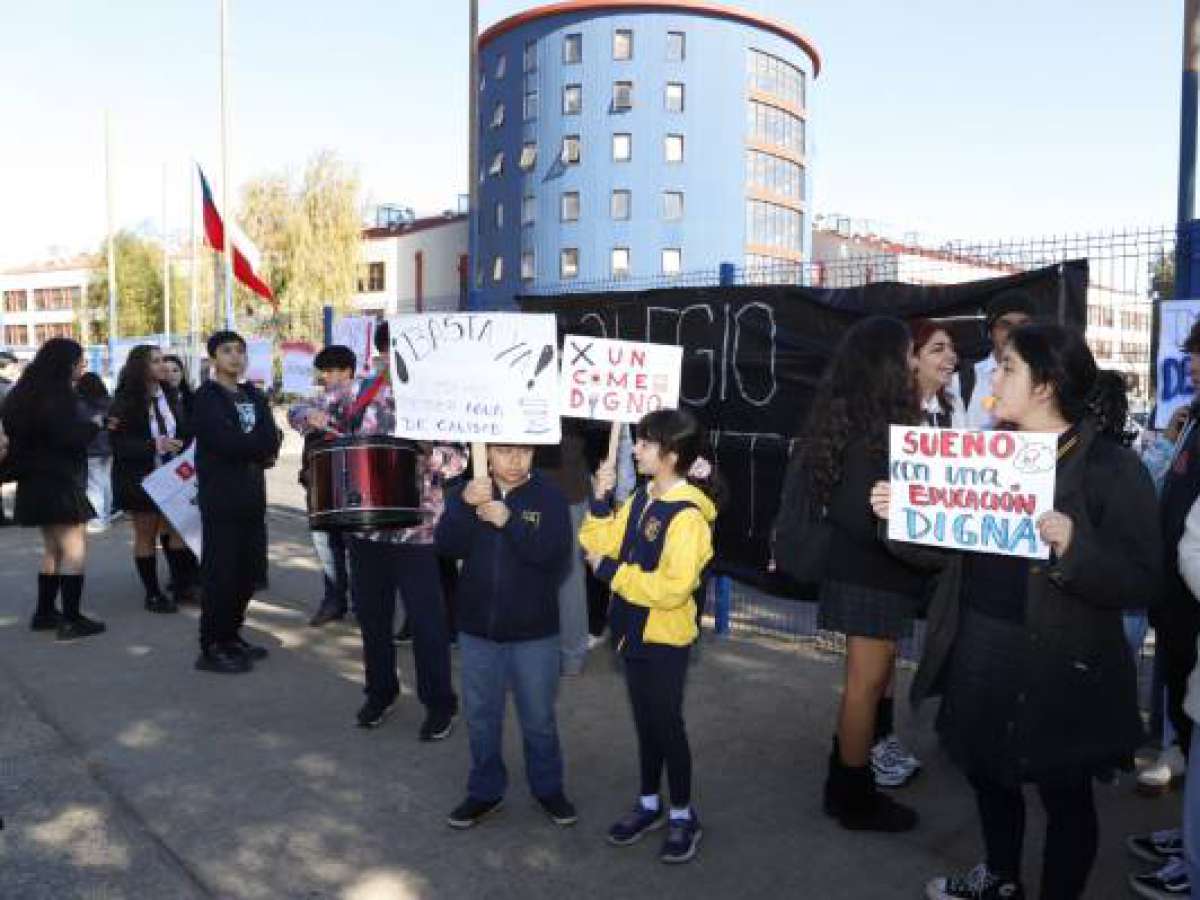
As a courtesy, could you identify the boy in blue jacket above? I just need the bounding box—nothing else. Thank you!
[436,443,575,829]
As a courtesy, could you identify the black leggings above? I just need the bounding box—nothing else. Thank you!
[970,772,1098,899]
[625,646,692,808]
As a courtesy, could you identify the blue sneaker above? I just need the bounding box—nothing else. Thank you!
[607,800,666,846]
[659,811,702,864]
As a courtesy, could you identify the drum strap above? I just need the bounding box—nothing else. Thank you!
[344,374,388,433]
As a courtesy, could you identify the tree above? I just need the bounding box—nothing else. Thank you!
[85,231,186,343]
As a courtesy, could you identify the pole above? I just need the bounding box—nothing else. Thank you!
[713,259,737,636]
[189,159,200,381]
[467,0,479,310]
[162,162,171,346]
[220,0,235,330]
[105,110,118,375]
[1180,0,1200,237]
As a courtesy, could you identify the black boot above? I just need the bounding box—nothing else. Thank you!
[823,738,917,833]
[136,554,177,613]
[56,575,105,641]
[164,548,197,605]
[30,573,62,631]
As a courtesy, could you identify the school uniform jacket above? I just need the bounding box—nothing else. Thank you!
[191,380,281,519]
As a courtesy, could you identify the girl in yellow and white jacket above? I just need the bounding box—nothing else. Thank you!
[581,408,719,865]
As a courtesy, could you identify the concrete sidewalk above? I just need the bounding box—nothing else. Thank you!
[0,479,1182,899]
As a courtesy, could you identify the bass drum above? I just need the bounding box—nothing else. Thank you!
[307,435,422,530]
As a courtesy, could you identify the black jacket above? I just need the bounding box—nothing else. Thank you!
[435,472,572,642]
[2,393,98,488]
[899,420,1160,776]
[110,390,190,484]
[192,380,280,519]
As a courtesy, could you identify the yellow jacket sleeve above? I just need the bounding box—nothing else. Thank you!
[579,498,631,558]
[609,509,713,611]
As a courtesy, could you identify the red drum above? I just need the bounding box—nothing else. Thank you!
[307,435,422,530]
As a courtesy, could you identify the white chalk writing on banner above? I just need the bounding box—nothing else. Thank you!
[1155,299,1200,428]
[281,341,316,397]
[142,445,202,558]
[561,335,683,424]
[887,426,1057,560]
[388,313,561,444]
[331,316,376,378]
[243,337,273,386]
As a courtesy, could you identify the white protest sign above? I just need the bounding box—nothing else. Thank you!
[244,337,274,386]
[887,426,1057,560]
[332,315,376,378]
[560,335,683,424]
[281,341,316,397]
[142,445,202,558]
[1155,299,1200,428]
[388,313,560,444]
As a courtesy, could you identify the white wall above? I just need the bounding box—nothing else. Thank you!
[353,219,468,315]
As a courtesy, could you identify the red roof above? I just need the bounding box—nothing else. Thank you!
[479,1,821,77]
[362,214,468,241]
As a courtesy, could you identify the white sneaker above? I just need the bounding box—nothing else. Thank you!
[586,634,607,651]
[872,734,922,788]
[1138,745,1186,795]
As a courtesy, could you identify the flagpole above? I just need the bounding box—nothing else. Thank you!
[105,110,118,375]
[189,159,200,380]
[162,162,171,346]
[467,0,478,311]
[220,0,235,330]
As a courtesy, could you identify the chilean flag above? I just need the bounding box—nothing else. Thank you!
[198,165,275,303]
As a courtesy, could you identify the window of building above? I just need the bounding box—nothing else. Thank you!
[613,80,633,110]
[495,54,507,79]
[563,84,582,115]
[523,89,539,121]
[31,287,79,310]
[667,31,686,62]
[4,325,29,345]
[4,289,27,312]
[561,191,580,222]
[612,248,631,279]
[745,199,803,252]
[521,250,535,281]
[747,100,805,156]
[612,133,632,162]
[561,135,581,164]
[495,202,504,230]
[490,102,505,129]
[34,322,74,343]
[522,194,536,225]
[492,256,504,283]
[358,261,386,293]
[564,33,582,64]
[745,149,805,200]
[613,29,633,60]
[523,39,537,73]
[489,151,504,176]
[561,248,579,279]
[611,189,631,220]
[665,82,684,113]
[664,134,684,163]
[662,248,682,275]
[747,49,805,109]
[519,142,538,172]
[662,191,684,221]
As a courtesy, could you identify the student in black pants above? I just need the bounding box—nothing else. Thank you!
[191,331,282,674]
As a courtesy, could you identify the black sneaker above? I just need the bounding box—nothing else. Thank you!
[357,696,396,729]
[1127,828,1185,864]
[926,864,1024,899]
[393,623,413,645]
[309,606,345,628]
[30,610,62,632]
[419,708,455,741]
[56,615,106,641]
[536,792,578,827]
[607,801,666,846]
[1129,856,1191,899]
[195,645,252,674]
[232,636,269,660]
[659,812,702,864]
[145,594,178,614]
[447,796,503,829]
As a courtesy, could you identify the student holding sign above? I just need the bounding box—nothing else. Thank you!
[872,325,1160,900]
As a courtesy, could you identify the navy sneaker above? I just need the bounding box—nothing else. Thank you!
[659,812,702,864]
[1129,856,1191,899]
[607,800,666,846]
[536,792,578,827]
[447,796,503,830]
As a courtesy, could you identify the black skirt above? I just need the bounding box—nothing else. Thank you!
[113,463,157,513]
[818,580,916,641]
[16,471,95,526]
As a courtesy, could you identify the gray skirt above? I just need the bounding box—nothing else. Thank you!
[818,580,916,641]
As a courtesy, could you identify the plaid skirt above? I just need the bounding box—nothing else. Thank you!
[818,580,916,641]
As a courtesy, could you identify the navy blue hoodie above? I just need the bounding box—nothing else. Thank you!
[435,471,572,642]
[192,380,280,519]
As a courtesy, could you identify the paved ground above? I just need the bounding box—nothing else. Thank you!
[0,447,1183,899]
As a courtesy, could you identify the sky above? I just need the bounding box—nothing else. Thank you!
[0,0,1185,269]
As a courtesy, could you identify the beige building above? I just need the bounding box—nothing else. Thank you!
[0,255,100,357]
[353,209,468,317]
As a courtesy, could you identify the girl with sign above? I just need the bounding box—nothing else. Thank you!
[872,325,1160,900]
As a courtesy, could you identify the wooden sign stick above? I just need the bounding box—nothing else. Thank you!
[606,421,622,466]
[472,441,488,480]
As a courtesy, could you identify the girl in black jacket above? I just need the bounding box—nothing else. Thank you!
[1,338,106,640]
[874,325,1160,900]
[110,344,195,612]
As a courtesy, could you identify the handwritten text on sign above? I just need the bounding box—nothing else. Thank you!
[561,335,683,424]
[887,426,1057,560]
[388,313,561,444]
[1154,298,1200,428]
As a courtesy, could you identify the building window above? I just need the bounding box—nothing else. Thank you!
[563,84,582,115]
[31,286,79,310]
[613,81,633,110]
[613,29,633,60]
[489,151,504,176]
[523,89,539,121]
[519,142,538,172]
[664,134,684,163]
[611,189,631,220]
[34,322,74,343]
[522,194,536,225]
[564,33,582,64]
[494,54,507,79]
[745,149,805,200]
[358,261,386,292]
[662,249,682,276]
[665,82,684,113]
[561,135,581,164]
[492,256,504,283]
[490,102,505,129]
[4,325,29,345]
[561,191,581,222]
[745,199,803,252]
[612,133,632,162]
[4,289,27,312]
[747,49,805,109]
[495,202,504,230]
[523,39,537,73]
[521,251,536,281]
[667,31,686,62]
[662,191,684,221]
[561,248,579,279]
[611,248,631,279]
[747,99,805,156]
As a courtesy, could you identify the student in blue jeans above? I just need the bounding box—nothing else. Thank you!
[435,444,575,829]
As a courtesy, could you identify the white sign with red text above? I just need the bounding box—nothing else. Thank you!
[142,445,202,558]
[560,335,683,424]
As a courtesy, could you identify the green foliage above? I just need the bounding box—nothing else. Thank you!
[85,231,186,342]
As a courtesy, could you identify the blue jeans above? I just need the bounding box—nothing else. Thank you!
[311,529,349,612]
[460,632,563,802]
[1188,728,1200,889]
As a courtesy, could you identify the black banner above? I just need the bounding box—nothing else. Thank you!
[521,261,1088,594]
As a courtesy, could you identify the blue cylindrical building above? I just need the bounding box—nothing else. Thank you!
[472,1,820,309]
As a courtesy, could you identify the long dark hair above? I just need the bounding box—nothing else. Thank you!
[637,408,724,507]
[162,354,193,403]
[1,338,83,438]
[801,316,920,506]
[1088,369,1134,447]
[1005,324,1097,425]
[111,344,160,423]
[77,372,110,405]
